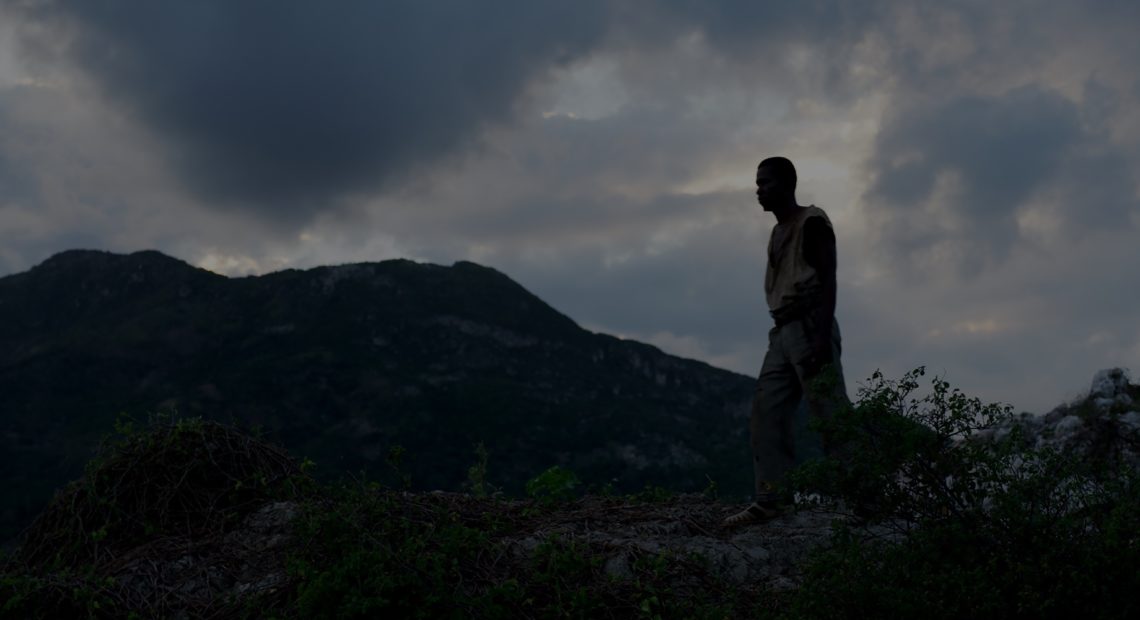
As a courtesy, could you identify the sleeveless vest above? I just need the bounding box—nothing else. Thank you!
[765,205,833,314]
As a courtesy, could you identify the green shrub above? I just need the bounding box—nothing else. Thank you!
[785,368,1140,619]
[629,485,673,503]
[287,485,517,620]
[525,466,580,505]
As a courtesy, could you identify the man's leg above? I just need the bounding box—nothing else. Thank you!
[750,326,804,503]
[725,319,851,528]
[724,326,803,528]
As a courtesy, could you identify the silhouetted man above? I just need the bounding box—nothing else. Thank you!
[724,156,850,527]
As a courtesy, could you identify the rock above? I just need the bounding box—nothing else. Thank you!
[1085,369,1130,401]
[110,500,300,615]
[984,370,1140,468]
[497,494,880,590]
[603,553,633,579]
[1053,415,1084,437]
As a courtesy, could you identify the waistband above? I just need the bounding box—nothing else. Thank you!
[769,298,821,327]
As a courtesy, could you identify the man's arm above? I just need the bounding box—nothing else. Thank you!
[802,217,837,364]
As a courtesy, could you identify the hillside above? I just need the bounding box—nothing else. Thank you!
[2,367,1137,618]
[0,249,759,543]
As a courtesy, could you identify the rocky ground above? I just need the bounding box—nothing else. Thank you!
[88,494,863,618]
[981,367,1140,463]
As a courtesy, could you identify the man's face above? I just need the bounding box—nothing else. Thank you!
[755,166,783,211]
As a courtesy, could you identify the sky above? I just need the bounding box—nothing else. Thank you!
[1,1,1138,414]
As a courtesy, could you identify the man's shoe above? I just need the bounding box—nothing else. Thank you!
[721,502,789,528]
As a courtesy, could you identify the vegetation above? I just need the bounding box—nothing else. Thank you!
[786,367,1140,619]
[1,413,312,618]
[4,368,1140,618]
[283,482,764,620]
[0,414,772,619]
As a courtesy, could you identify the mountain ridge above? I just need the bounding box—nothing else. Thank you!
[0,249,757,543]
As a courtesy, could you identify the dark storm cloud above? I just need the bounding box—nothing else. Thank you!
[873,86,1080,209]
[16,1,609,219]
[11,0,898,222]
[863,84,1138,275]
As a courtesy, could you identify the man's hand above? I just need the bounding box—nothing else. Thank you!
[802,315,834,378]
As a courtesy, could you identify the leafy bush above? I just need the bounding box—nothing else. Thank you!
[630,485,674,503]
[287,485,520,620]
[525,465,580,504]
[786,368,1140,619]
[14,413,309,572]
[465,441,495,498]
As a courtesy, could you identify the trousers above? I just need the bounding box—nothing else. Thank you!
[750,315,849,501]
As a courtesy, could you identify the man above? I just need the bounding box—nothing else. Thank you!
[723,156,850,527]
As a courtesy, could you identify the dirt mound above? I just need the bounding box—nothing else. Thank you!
[4,417,312,618]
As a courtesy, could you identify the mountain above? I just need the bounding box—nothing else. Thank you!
[0,249,757,542]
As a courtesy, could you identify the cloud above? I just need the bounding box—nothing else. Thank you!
[645,0,889,75]
[863,84,1139,277]
[0,96,35,209]
[0,75,365,277]
[0,83,121,272]
[12,1,611,221]
[8,0,902,225]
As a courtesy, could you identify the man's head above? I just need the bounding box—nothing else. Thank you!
[756,156,797,211]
